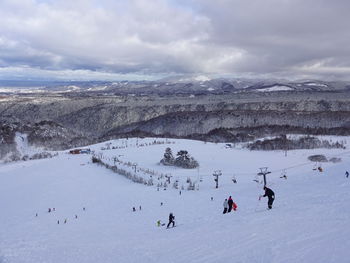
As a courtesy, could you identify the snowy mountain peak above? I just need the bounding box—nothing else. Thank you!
[193,75,211,82]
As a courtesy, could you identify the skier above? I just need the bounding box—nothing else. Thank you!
[133,207,136,212]
[346,171,349,178]
[227,196,234,212]
[261,186,275,209]
[223,199,228,214]
[167,213,175,228]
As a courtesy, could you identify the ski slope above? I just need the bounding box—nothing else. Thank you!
[1,138,350,263]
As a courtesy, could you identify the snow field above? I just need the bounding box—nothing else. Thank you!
[1,138,350,263]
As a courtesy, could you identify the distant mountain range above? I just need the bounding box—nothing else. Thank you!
[1,78,349,96]
[2,77,350,160]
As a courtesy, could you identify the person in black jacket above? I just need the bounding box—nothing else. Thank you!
[227,196,234,212]
[167,213,175,228]
[262,186,275,209]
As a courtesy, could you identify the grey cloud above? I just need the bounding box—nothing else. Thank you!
[193,0,350,76]
[0,0,350,80]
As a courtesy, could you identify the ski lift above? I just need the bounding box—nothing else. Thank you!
[232,175,237,184]
[253,175,261,184]
[280,169,287,179]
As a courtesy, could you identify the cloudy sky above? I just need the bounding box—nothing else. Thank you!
[0,0,350,81]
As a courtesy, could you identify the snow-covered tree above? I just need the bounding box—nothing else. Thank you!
[160,148,199,169]
[174,150,199,169]
[160,147,175,166]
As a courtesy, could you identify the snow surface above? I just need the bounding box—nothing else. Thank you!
[1,137,350,263]
[0,87,46,93]
[257,85,293,92]
[305,83,328,87]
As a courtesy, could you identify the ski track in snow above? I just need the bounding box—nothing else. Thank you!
[0,138,350,263]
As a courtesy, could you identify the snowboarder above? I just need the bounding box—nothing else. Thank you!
[227,196,234,212]
[346,171,349,178]
[157,220,166,227]
[261,186,275,209]
[223,199,228,214]
[167,213,175,228]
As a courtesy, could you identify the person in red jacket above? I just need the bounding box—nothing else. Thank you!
[233,202,238,211]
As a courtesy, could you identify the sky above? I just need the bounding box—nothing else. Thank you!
[0,0,350,81]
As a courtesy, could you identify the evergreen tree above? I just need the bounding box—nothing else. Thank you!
[161,148,199,169]
[175,150,199,169]
[160,147,175,165]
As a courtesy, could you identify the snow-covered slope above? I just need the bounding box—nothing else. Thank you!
[1,138,350,263]
[257,85,293,92]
